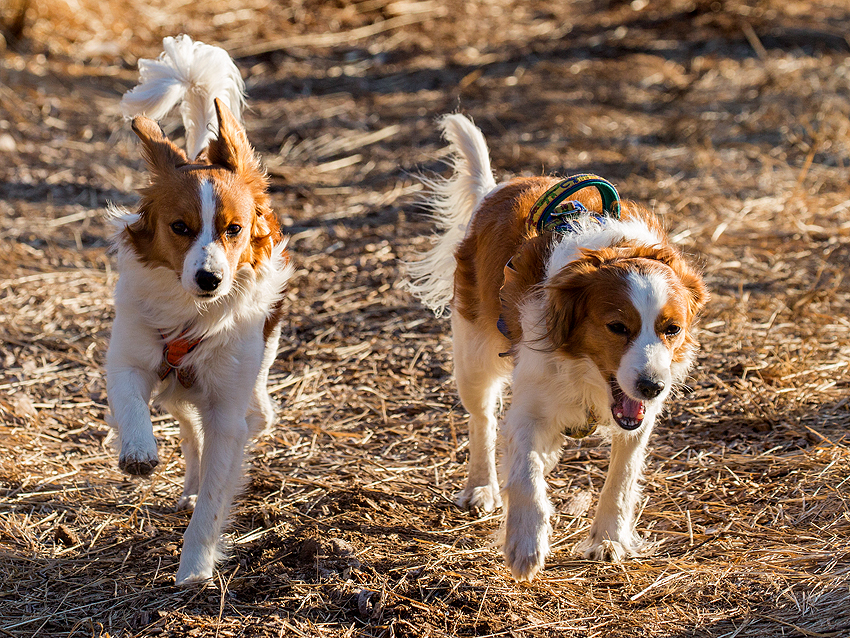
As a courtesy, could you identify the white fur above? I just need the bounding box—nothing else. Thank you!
[107,237,292,584]
[120,34,246,160]
[546,215,664,279]
[617,270,674,401]
[404,114,497,316]
[410,114,695,582]
[108,40,291,586]
[181,180,233,299]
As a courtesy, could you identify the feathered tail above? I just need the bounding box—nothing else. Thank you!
[404,114,497,316]
[120,34,245,160]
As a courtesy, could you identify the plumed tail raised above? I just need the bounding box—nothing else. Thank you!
[404,114,496,316]
[120,34,245,160]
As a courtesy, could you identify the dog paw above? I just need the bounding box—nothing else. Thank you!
[118,446,159,476]
[455,484,502,514]
[175,565,214,586]
[176,494,197,511]
[503,532,546,582]
[576,535,642,562]
[175,552,215,585]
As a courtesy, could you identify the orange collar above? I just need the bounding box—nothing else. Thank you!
[157,329,202,388]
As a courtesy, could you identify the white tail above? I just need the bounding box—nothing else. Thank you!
[404,114,497,316]
[120,35,246,161]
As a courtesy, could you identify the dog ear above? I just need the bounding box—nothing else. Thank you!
[207,98,263,177]
[498,238,549,344]
[242,197,283,267]
[544,256,599,351]
[131,116,188,175]
[125,202,156,257]
[679,266,709,319]
[208,98,278,264]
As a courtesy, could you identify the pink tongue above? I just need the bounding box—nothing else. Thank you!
[622,396,644,420]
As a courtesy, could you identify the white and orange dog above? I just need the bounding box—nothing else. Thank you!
[407,114,708,581]
[106,36,292,584]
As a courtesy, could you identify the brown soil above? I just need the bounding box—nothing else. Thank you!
[1,0,849,636]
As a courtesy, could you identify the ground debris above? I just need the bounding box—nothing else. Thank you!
[1,0,850,637]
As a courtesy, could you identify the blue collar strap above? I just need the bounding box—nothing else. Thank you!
[527,173,621,235]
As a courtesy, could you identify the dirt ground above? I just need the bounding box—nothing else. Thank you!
[1,0,850,636]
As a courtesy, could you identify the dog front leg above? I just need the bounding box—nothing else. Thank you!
[108,367,158,476]
[500,405,563,581]
[175,406,249,585]
[578,422,653,561]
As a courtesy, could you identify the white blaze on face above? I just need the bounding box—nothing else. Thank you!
[181,179,231,298]
[618,269,673,400]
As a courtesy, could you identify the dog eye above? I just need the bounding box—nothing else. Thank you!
[664,324,681,337]
[225,224,242,238]
[606,322,629,336]
[170,221,191,236]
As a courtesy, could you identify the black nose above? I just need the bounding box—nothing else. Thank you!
[636,377,665,400]
[195,270,222,292]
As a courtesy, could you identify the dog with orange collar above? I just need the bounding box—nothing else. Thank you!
[106,36,292,585]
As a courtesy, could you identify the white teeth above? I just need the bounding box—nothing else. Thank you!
[616,412,623,418]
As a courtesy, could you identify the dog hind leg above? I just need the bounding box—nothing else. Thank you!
[162,399,203,511]
[246,324,280,439]
[452,314,509,514]
[175,408,249,585]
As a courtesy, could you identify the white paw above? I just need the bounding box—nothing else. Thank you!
[175,565,213,586]
[503,528,547,582]
[175,552,215,585]
[118,438,159,476]
[502,502,551,582]
[576,534,643,562]
[176,494,197,511]
[455,483,502,514]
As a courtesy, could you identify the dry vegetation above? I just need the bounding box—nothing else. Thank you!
[1,0,850,636]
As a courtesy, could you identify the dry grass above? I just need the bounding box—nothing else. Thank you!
[2,0,850,636]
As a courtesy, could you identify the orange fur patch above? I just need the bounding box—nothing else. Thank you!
[454,175,708,366]
[546,250,706,378]
[126,100,282,279]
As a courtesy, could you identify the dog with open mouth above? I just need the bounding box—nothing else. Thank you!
[406,114,708,581]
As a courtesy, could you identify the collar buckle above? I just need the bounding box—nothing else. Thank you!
[157,329,202,388]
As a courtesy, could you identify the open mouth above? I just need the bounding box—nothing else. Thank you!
[610,379,645,431]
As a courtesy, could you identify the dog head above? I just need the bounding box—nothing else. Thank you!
[125,99,280,302]
[545,243,708,430]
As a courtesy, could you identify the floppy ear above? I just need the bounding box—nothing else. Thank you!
[207,98,262,176]
[131,116,188,175]
[680,266,709,319]
[544,257,599,351]
[497,238,549,344]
